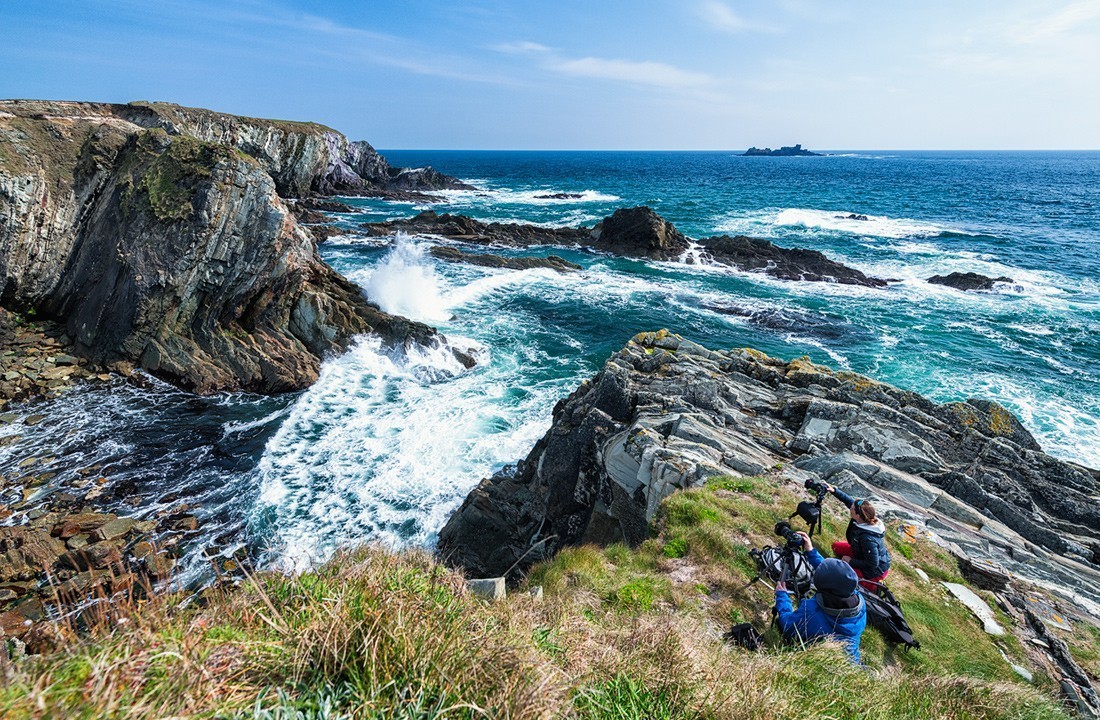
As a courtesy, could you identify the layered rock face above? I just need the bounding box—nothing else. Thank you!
[364,206,887,287]
[438,331,1100,608]
[0,101,446,393]
[0,100,466,199]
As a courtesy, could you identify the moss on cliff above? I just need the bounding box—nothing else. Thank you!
[119,131,230,222]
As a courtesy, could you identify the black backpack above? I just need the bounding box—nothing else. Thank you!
[724,622,766,651]
[860,583,920,650]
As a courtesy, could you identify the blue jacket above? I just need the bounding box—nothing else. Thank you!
[833,488,891,578]
[774,549,868,662]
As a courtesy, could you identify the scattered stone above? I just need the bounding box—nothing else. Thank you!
[170,515,199,532]
[942,582,1005,635]
[528,585,544,601]
[131,541,154,560]
[147,553,175,578]
[914,568,930,583]
[91,518,135,542]
[467,577,506,601]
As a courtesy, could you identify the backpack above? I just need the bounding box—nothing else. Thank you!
[724,622,766,651]
[753,546,814,598]
[860,583,920,650]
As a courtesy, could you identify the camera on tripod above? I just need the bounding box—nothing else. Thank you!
[773,520,806,551]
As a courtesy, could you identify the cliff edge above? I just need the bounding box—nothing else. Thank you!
[0,100,455,393]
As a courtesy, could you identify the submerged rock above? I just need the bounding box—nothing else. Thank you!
[438,331,1100,610]
[928,272,1015,292]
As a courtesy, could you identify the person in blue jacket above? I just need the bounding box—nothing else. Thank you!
[774,531,868,663]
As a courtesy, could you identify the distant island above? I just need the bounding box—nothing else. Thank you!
[742,143,823,156]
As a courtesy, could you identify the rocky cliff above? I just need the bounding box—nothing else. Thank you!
[438,331,1100,611]
[0,100,456,393]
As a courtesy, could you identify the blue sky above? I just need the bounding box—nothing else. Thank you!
[2,0,1098,149]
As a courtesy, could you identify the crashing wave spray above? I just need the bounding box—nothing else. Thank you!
[363,233,452,324]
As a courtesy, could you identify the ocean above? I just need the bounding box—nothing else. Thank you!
[2,150,1098,581]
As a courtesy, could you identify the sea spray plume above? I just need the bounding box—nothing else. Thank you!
[364,233,453,324]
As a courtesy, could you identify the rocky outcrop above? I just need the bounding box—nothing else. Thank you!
[438,332,1100,613]
[742,144,822,157]
[697,235,888,286]
[928,272,1016,292]
[590,206,689,259]
[429,246,581,272]
[0,101,453,393]
[362,211,591,247]
[363,207,887,287]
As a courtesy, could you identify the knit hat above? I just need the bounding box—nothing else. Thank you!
[814,558,859,598]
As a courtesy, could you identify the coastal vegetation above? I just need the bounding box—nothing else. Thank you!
[0,477,1083,719]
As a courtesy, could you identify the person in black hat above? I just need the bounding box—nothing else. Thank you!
[774,531,868,662]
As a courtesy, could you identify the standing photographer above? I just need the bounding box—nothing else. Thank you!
[824,484,891,589]
[774,531,867,662]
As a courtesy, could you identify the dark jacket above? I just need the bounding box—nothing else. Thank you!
[833,488,891,578]
[774,549,868,662]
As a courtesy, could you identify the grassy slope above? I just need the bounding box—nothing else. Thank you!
[0,476,1090,719]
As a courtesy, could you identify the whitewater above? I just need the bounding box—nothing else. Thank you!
[1,150,1097,580]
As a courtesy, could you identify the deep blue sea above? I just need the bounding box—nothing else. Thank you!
[2,150,1098,579]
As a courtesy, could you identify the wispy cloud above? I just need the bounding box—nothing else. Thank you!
[694,0,778,34]
[1020,0,1100,42]
[697,0,749,32]
[492,41,715,90]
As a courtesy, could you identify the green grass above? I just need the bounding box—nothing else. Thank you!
[0,478,1087,719]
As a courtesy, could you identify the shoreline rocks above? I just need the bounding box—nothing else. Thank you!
[362,207,888,288]
[438,331,1100,613]
[0,101,461,394]
[429,246,581,272]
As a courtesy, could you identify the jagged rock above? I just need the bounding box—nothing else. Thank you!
[928,272,1015,292]
[0,101,456,393]
[429,246,581,272]
[362,207,887,287]
[362,211,591,247]
[438,332,1100,606]
[591,206,690,259]
[698,235,889,287]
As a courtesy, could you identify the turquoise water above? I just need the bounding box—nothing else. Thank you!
[1,150,1097,578]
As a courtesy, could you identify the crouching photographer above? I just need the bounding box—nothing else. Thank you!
[820,483,891,589]
[774,531,868,663]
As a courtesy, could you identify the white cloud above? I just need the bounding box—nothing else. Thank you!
[492,41,552,54]
[491,42,714,90]
[1022,0,1100,42]
[550,56,714,88]
[697,0,749,32]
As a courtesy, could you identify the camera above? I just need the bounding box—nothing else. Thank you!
[773,521,805,551]
[804,478,827,494]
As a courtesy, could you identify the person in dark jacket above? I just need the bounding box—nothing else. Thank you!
[774,531,867,663]
[824,484,891,588]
